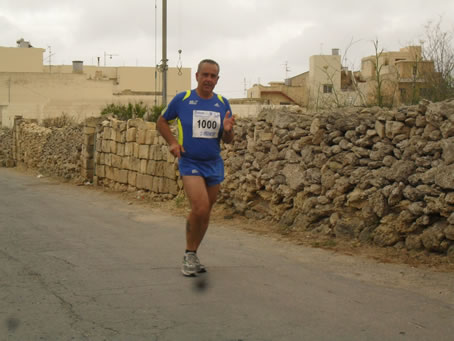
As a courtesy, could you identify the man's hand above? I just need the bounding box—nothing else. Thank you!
[169,143,185,158]
[223,110,235,133]
[222,110,235,144]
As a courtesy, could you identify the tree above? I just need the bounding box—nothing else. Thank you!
[420,17,454,101]
[373,39,386,107]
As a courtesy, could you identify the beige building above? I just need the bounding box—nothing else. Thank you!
[357,46,436,106]
[247,80,306,106]
[247,46,436,110]
[0,40,191,128]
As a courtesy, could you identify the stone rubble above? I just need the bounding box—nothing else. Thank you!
[12,118,83,181]
[219,100,454,258]
[0,128,14,167]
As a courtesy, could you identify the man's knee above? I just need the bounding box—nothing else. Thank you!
[191,203,211,219]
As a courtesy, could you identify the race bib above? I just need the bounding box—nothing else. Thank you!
[192,110,221,138]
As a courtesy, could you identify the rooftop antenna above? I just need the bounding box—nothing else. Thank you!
[45,46,56,73]
[282,61,290,79]
[104,52,119,66]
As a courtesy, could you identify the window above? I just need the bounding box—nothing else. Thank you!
[323,84,333,93]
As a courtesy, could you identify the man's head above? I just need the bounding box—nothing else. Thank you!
[196,59,220,99]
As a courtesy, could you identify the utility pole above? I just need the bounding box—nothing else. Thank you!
[162,0,168,106]
[104,52,119,66]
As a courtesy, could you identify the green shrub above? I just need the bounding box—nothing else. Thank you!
[100,102,165,122]
[42,113,77,128]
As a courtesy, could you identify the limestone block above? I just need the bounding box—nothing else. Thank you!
[147,160,157,175]
[133,143,140,158]
[95,151,101,164]
[113,167,120,182]
[131,157,141,172]
[117,143,125,156]
[111,119,121,130]
[101,139,110,153]
[96,139,102,152]
[103,127,112,140]
[127,118,147,129]
[112,154,122,169]
[149,145,158,160]
[96,165,105,178]
[105,166,114,180]
[140,159,148,174]
[146,122,157,130]
[158,177,165,193]
[145,130,157,144]
[164,163,177,180]
[125,142,134,156]
[136,173,144,189]
[143,174,153,191]
[104,153,112,166]
[116,169,129,184]
[109,140,117,154]
[126,127,137,142]
[156,161,165,177]
[139,145,150,159]
[121,156,131,170]
[128,171,137,186]
[137,129,147,144]
[99,152,105,165]
[115,130,126,143]
[152,176,160,193]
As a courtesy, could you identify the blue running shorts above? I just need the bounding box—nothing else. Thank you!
[178,157,224,186]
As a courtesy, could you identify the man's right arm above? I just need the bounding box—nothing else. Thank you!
[157,116,185,158]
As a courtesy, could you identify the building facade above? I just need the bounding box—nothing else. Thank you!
[0,40,191,127]
[247,46,436,110]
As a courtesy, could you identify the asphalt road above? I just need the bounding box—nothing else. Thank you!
[0,167,453,341]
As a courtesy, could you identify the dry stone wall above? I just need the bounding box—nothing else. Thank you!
[93,117,182,197]
[0,128,14,167]
[219,99,454,258]
[12,117,83,180]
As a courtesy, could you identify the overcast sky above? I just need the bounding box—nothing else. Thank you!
[1,0,454,98]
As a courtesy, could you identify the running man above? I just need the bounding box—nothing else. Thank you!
[157,59,235,276]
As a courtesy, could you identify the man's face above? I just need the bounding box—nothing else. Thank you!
[196,63,219,95]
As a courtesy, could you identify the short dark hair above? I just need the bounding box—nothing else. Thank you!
[197,59,220,74]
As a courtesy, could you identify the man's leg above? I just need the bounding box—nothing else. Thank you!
[182,176,220,251]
